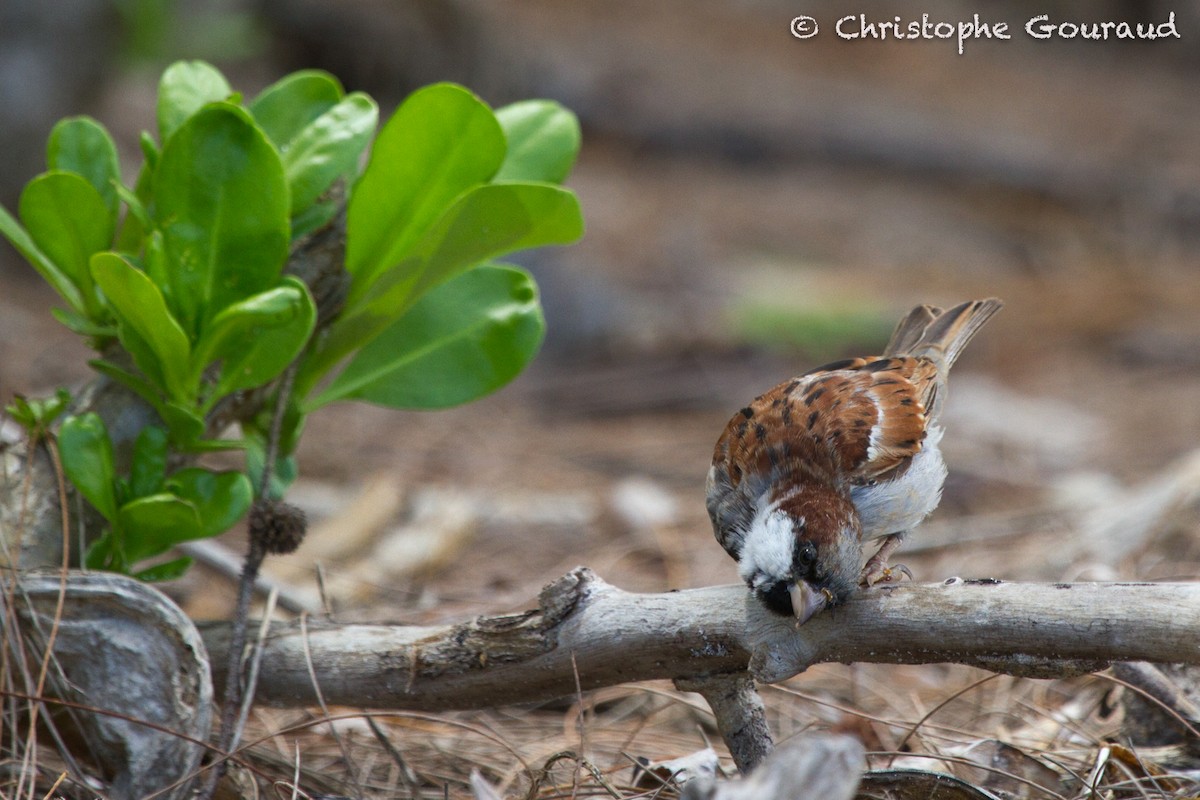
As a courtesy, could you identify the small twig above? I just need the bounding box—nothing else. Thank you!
[571,650,586,800]
[231,588,279,752]
[176,539,317,614]
[1111,662,1200,724]
[206,536,266,799]
[365,716,421,796]
[206,362,299,799]
[890,672,1001,763]
[291,741,301,800]
[300,612,365,799]
[15,433,73,800]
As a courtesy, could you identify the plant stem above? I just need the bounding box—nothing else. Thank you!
[202,363,298,798]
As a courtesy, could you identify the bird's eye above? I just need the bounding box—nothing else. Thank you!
[795,540,817,569]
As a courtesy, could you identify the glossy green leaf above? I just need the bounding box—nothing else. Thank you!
[114,182,152,234]
[290,199,338,239]
[346,83,505,294]
[245,436,299,501]
[142,230,170,299]
[244,395,306,461]
[0,204,84,314]
[406,183,581,302]
[19,172,113,318]
[89,359,169,418]
[300,182,580,394]
[282,92,377,215]
[134,556,193,582]
[194,277,317,404]
[165,467,252,538]
[130,426,169,498]
[118,493,202,563]
[157,60,232,143]
[139,130,159,167]
[5,388,71,436]
[84,531,122,572]
[312,264,544,410]
[494,100,581,184]
[51,308,116,338]
[47,116,121,218]
[90,252,191,402]
[161,401,207,450]
[249,69,343,151]
[58,413,118,522]
[153,102,289,338]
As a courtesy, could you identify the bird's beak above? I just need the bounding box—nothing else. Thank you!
[788,580,829,624]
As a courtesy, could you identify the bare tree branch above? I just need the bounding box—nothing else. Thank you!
[197,568,1200,709]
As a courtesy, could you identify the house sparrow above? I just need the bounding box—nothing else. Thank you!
[706,298,1002,622]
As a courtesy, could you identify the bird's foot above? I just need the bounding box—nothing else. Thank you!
[859,531,909,587]
[859,560,912,587]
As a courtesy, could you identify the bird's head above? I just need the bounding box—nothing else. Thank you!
[737,488,861,623]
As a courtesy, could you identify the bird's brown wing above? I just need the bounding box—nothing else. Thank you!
[706,357,933,560]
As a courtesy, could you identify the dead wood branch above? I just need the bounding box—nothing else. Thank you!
[198,568,1200,709]
[675,673,772,774]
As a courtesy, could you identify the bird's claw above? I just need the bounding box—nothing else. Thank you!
[859,562,912,587]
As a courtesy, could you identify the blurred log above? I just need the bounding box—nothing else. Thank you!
[199,569,1200,708]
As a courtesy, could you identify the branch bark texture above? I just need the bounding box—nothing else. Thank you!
[198,569,1200,709]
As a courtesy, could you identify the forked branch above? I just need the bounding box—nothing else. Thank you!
[198,569,1200,707]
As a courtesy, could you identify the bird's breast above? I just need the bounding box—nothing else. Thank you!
[850,428,948,539]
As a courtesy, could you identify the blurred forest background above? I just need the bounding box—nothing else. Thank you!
[3,0,1200,796]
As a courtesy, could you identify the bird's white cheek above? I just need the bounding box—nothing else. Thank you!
[738,508,799,587]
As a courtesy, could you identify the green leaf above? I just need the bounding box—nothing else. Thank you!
[46,116,121,219]
[245,436,299,501]
[118,493,202,564]
[312,264,544,410]
[84,531,122,572]
[165,467,253,538]
[248,69,343,150]
[157,60,232,143]
[193,277,317,405]
[18,172,113,318]
[290,199,338,240]
[139,130,160,168]
[161,401,207,450]
[153,102,289,338]
[51,308,116,339]
[89,359,169,420]
[282,92,377,215]
[300,182,581,394]
[90,252,192,402]
[5,388,71,434]
[114,182,152,234]
[129,426,169,498]
[58,413,118,522]
[0,204,84,314]
[494,100,581,184]
[345,83,505,294]
[134,556,193,582]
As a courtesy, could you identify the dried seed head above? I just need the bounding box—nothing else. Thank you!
[248,498,307,555]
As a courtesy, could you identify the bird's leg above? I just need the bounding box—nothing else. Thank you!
[860,531,911,587]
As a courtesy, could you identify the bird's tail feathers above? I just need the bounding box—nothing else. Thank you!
[885,298,1003,369]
